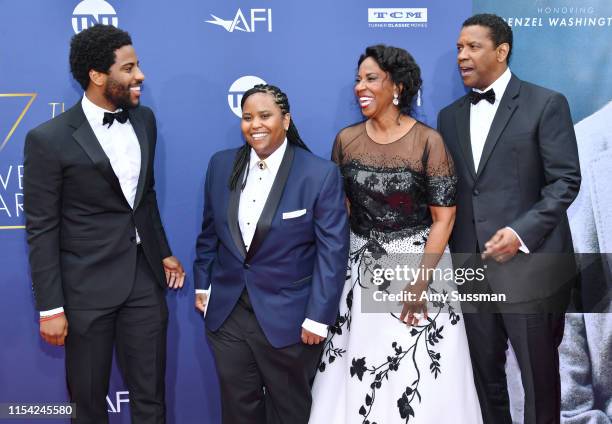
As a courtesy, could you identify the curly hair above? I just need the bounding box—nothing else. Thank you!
[358,45,422,116]
[228,84,310,190]
[69,25,132,90]
[463,14,513,62]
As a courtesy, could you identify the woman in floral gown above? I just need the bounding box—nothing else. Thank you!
[309,45,482,424]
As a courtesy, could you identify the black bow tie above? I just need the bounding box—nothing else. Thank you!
[102,109,129,127]
[469,89,495,105]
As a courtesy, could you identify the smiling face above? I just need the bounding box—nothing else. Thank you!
[102,45,144,109]
[241,92,290,160]
[354,57,397,119]
[456,24,508,90]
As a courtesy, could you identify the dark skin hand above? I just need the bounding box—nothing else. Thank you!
[163,256,185,288]
[399,280,429,327]
[399,206,455,326]
[40,314,68,346]
[301,328,325,345]
[195,292,208,313]
[481,228,521,263]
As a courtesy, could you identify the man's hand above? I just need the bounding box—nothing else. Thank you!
[482,228,521,263]
[399,281,429,326]
[301,328,325,345]
[40,314,68,346]
[195,292,209,313]
[163,256,185,289]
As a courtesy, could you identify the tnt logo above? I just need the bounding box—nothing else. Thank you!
[206,8,272,33]
[227,76,267,118]
[72,0,118,34]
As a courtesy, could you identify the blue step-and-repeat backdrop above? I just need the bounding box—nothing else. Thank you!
[0,1,471,422]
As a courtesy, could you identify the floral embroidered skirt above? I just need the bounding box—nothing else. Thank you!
[309,231,483,424]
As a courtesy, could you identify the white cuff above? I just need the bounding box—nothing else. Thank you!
[302,318,328,338]
[506,226,530,254]
[40,307,64,317]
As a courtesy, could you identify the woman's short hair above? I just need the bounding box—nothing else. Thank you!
[358,44,422,115]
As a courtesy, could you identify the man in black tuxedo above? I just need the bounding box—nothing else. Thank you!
[437,14,581,424]
[24,25,184,424]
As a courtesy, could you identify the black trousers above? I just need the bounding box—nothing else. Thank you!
[207,290,323,424]
[64,247,168,424]
[463,289,568,424]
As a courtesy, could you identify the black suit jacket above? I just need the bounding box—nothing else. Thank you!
[437,74,581,302]
[24,102,172,311]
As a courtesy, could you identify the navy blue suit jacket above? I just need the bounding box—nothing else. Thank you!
[194,143,349,348]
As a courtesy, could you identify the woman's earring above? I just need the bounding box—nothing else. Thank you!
[393,92,400,106]
[416,89,422,107]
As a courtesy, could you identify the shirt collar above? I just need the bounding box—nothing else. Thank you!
[81,93,123,128]
[473,67,512,104]
[248,139,287,174]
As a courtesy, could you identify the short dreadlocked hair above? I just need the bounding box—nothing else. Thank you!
[69,24,132,90]
[228,84,310,190]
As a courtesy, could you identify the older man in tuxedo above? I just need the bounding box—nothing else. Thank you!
[437,13,581,424]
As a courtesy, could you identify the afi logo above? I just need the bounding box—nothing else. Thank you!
[106,391,129,413]
[206,8,272,32]
[72,0,119,34]
[227,76,267,118]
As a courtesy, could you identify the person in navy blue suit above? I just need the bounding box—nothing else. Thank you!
[193,84,349,424]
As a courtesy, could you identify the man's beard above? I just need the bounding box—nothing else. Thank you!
[104,77,137,110]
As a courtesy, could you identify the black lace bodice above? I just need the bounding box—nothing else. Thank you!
[332,121,457,243]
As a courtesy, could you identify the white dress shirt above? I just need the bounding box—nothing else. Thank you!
[469,67,528,253]
[238,140,287,251]
[40,94,142,317]
[470,67,512,170]
[81,94,142,210]
[196,140,328,338]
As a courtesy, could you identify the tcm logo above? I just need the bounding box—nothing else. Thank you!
[206,8,272,32]
[72,0,118,34]
[107,391,129,413]
[368,8,428,27]
[227,76,267,118]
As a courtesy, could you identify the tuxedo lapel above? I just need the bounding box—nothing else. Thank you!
[129,109,150,210]
[245,143,295,263]
[69,104,127,205]
[476,75,521,177]
[228,162,247,259]
[455,96,477,180]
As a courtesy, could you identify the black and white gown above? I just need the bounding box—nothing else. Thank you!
[309,122,482,424]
